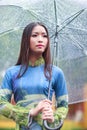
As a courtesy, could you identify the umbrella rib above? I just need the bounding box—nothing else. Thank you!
[0,4,54,30]
[65,34,85,52]
[65,27,87,33]
[0,4,23,9]
[60,31,86,51]
[25,9,55,31]
[58,9,85,33]
[69,99,87,105]
[0,5,54,36]
[61,9,85,25]
[0,29,15,37]
[50,9,86,38]
[59,33,87,36]
[54,0,58,26]
[58,34,87,61]
[0,27,24,37]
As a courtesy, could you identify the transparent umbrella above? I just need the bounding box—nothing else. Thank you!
[0,0,87,105]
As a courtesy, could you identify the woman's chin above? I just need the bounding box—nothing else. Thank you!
[36,49,45,54]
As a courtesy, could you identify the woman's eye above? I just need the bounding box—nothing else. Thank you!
[31,34,37,37]
[31,34,47,38]
[43,35,47,37]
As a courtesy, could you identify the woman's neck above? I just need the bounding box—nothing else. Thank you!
[29,54,42,66]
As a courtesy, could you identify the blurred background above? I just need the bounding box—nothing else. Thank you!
[0,0,87,129]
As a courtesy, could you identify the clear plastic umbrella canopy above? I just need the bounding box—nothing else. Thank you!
[0,0,87,104]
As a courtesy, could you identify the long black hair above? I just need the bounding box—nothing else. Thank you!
[16,22,52,80]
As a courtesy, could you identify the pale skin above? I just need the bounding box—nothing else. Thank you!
[29,25,54,123]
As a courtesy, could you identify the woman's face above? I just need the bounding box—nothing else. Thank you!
[29,25,48,55]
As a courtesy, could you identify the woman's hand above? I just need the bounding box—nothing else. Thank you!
[42,101,54,123]
[30,99,52,117]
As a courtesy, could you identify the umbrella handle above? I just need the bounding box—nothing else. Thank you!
[27,114,33,128]
[43,120,63,130]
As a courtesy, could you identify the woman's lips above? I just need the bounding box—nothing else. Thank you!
[36,44,44,47]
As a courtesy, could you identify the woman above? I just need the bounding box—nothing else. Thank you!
[0,22,68,130]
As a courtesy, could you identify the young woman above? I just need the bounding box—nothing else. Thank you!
[0,22,68,130]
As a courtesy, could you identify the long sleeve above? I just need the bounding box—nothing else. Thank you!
[50,67,68,127]
[0,100,30,126]
[0,70,30,127]
[53,95,68,124]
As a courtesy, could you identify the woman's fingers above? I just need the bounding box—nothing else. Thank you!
[30,99,52,117]
[30,99,54,123]
[37,99,52,111]
[43,99,52,104]
[42,106,54,123]
[42,107,53,116]
[42,111,54,123]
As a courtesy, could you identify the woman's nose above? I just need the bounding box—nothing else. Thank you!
[38,35,43,42]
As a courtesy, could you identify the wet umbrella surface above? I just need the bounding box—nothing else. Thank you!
[0,0,87,104]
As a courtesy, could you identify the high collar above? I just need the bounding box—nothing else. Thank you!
[29,57,44,67]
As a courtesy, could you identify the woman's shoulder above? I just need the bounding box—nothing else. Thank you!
[7,65,20,71]
[5,65,21,76]
[52,65,63,73]
[52,65,66,82]
[52,65,65,78]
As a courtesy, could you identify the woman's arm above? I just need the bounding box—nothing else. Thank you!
[0,99,29,126]
[0,70,30,127]
[48,67,69,126]
[54,94,68,124]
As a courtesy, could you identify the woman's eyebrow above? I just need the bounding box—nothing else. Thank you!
[32,32,47,34]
